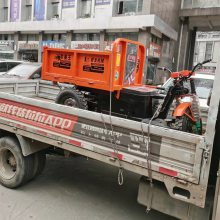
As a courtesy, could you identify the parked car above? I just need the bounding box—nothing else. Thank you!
[0,60,25,75]
[0,63,41,80]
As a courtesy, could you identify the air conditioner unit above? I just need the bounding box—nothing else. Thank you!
[26,0,32,6]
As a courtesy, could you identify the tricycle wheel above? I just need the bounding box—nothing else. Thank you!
[0,136,35,188]
[55,88,88,109]
[170,110,193,133]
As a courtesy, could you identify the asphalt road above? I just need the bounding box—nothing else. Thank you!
[0,155,175,220]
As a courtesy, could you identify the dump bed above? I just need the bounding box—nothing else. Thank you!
[41,38,145,92]
[0,79,210,208]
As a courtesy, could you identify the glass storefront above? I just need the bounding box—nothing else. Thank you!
[72,33,100,41]
[18,41,39,62]
[0,52,14,60]
[105,32,138,41]
[0,40,15,60]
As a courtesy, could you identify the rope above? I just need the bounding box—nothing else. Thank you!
[140,100,164,212]
[118,168,124,186]
[100,44,124,186]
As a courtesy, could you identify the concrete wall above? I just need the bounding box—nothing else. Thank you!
[150,0,181,31]
[0,1,4,22]
[150,0,181,81]
[95,0,112,18]
[142,0,152,14]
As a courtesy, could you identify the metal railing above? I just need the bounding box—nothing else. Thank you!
[181,0,220,9]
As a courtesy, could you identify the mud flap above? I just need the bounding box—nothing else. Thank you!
[16,135,49,156]
[137,176,213,220]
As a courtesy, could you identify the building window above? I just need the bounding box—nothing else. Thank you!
[52,2,60,19]
[105,32,138,41]
[43,33,66,41]
[43,34,53,41]
[19,34,28,41]
[26,5,32,21]
[151,35,162,46]
[118,0,143,14]
[19,34,39,42]
[58,34,66,41]
[80,0,92,18]
[0,34,9,40]
[205,42,213,60]
[72,33,100,41]
[3,7,8,21]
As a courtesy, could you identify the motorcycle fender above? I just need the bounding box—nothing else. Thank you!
[173,102,191,117]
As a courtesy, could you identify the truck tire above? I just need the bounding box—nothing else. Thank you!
[55,88,88,110]
[0,136,35,188]
[31,151,46,180]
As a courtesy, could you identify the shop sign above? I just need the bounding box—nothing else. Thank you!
[42,41,66,49]
[18,41,39,50]
[149,42,161,59]
[10,0,20,22]
[34,0,46,21]
[196,66,216,75]
[0,41,15,51]
[71,41,100,50]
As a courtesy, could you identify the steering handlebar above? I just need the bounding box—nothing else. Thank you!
[191,59,212,77]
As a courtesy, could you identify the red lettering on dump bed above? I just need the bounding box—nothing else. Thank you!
[0,98,78,136]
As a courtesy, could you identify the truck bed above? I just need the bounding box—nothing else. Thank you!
[0,80,209,208]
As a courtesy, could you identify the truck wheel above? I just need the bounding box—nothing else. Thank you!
[55,88,88,109]
[0,136,34,188]
[31,151,46,180]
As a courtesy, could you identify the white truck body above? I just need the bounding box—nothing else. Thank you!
[0,57,219,219]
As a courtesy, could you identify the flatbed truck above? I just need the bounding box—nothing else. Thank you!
[0,56,219,220]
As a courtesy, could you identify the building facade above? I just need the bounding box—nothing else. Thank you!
[178,0,220,71]
[0,0,181,83]
[193,31,220,74]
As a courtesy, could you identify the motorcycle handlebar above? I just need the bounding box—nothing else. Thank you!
[191,59,212,76]
[157,66,165,71]
[157,66,172,73]
[202,59,212,65]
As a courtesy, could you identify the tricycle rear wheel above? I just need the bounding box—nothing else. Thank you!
[55,88,88,109]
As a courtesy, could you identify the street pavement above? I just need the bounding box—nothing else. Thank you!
[0,155,175,220]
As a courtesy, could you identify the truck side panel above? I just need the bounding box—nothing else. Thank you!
[0,82,207,207]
